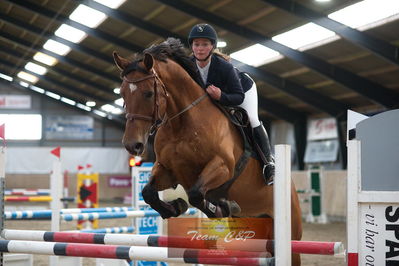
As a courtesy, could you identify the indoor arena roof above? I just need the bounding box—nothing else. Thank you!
[1,0,398,126]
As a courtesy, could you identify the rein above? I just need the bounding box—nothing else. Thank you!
[123,69,207,134]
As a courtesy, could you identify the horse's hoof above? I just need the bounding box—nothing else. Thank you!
[229,200,241,215]
[171,198,188,216]
[263,163,275,185]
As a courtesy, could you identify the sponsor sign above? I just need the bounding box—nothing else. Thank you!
[167,217,272,257]
[108,176,131,188]
[359,204,399,265]
[132,165,165,266]
[304,139,339,163]
[45,115,93,139]
[0,95,31,109]
[307,117,337,140]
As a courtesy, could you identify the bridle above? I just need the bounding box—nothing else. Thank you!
[122,69,207,135]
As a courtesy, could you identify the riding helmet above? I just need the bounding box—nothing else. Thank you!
[188,24,218,46]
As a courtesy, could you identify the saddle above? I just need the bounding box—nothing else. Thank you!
[216,103,261,160]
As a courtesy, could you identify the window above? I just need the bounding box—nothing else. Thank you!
[0,114,42,140]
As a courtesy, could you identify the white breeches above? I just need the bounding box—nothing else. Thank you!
[239,76,260,128]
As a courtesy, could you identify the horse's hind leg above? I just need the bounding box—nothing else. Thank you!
[292,254,301,266]
[188,182,240,218]
[142,163,188,219]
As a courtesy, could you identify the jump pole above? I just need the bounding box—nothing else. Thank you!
[274,144,291,266]
[1,229,344,255]
[0,239,274,266]
[4,206,137,220]
[5,189,50,196]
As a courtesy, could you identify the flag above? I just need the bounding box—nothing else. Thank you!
[50,146,61,158]
[0,124,5,139]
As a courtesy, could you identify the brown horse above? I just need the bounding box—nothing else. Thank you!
[114,38,302,265]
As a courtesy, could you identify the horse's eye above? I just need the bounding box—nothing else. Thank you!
[143,91,154,98]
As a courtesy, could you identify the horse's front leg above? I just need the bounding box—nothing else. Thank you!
[142,162,188,219]
[187,156,240,218]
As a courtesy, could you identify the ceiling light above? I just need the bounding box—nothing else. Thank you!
[111,109,123,115]
[77,103,91,111]
[19,81,29,88]
[101,104,123,115]
[17,71,38,83]
[30,85,45,94]
[70,4,107,28]
[101,104,114,112]
[93,109,107,117]
[113,87,120,94]
[93,0,127,9]
[114,98,123,107]
[0,73,13,82]
[217,41,227,48]
[230,44,281,67]
[315,0,331,2]
[33,52,58,66]
[24,62,48,75]
[45,91,61,100]
[328,0,399,29]
[43,39,71,56]
[55,24,87,43]
[86,101,96,107]
[61,97,76,106]
[272,23,336,50]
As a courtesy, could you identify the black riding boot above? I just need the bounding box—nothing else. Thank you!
[253,123,275,185]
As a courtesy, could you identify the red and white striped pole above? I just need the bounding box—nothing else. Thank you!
[1,229,345,255]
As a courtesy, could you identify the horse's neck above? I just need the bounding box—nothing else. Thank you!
[164,76,208,122]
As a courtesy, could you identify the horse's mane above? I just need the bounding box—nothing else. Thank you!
[121,38,200,85]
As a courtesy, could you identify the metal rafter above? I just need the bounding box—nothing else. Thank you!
[258,96,305,124]
[18,0,351,116]
[232,59,348,117]
[77,0,183,40]
[156,0,399,108]
[0,78,124,127]
[0,57,110,105]
[6,0,144,53]
[2,0,344,122]
[0,31,119,83]
[0,15,113,65]
[261,0,399,67]
[0,45,118,102]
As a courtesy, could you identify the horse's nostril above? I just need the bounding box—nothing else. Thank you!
[134,143,144,153]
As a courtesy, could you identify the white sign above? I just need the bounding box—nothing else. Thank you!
[359,204,399,265]
[307,118,337,140]
[0,95,31,109]
[45,115,93,139]
[304,140,339,163]
[132,166,165,266]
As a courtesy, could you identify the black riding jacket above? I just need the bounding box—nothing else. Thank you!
[193,54,245,107]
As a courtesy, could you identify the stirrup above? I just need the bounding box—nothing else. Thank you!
[262,163,275,186]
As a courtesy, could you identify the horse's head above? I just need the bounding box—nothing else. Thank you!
[113,52,167,155]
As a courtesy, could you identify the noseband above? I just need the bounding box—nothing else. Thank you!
[123,69,207,135]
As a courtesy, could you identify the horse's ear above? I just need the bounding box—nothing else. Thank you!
[113,51,130,71]
[143,53,154,71]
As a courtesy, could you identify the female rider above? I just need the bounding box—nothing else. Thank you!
[188,23,275,184]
